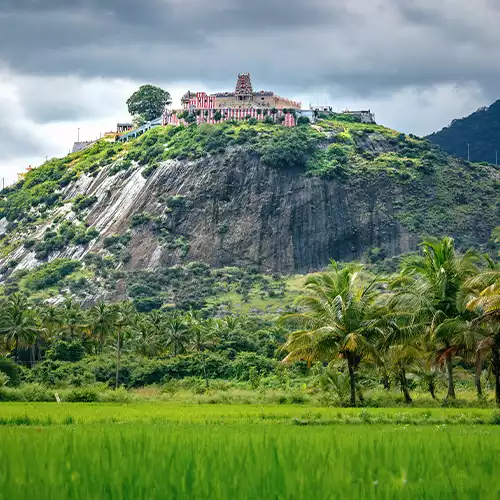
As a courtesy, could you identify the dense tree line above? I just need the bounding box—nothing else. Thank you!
[1,237,499,406]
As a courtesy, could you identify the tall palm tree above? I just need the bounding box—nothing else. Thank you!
[38,305,63,339]
[164,315,191,356]
[393,237,479,400]
[466,268,500,405]
[187,313,218,388]
[89,303,117,354]
[145,310,165,336]
[112,302,134,389]
[0,294,39,364]
[132,320,163,357]
[281,262,381,406]
[37,305,64,362]
[61,299,88,343]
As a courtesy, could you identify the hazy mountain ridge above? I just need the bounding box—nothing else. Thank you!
[427,100,500,164]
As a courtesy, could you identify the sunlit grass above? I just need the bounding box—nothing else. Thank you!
[0,419,499,499]
[0,403,498,426]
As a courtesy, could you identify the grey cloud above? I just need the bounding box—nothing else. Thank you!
[14,76,133,123]
[0,0,498,101]
[0,0,342,80]
[0,0,499,130]
[0,125,44,158]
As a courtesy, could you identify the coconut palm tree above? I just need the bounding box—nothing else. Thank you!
[60,299,88,343]
[132,321,163,357]
[38,305,63,339]
[466,267,500,404]
[0,294,39,364]
[37,304,68,362]
[385,344,421,403]
[89,303,118,355]
[281,262,381,406]
[113,302,134,389]
[164,315,191,356]
[392,237,479,400]
[187,312,218,388]
[376,314,423,403]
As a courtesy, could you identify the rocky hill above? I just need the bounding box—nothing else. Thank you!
[0,117,498,308]
[427,100,500,164]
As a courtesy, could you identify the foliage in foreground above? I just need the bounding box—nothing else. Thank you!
[1,421,499,499]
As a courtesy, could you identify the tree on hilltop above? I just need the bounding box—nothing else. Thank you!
[127,85,172,123]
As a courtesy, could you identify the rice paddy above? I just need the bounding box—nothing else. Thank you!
[1,404,500,499]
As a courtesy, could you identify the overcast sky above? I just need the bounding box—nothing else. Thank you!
[1,0,499,185]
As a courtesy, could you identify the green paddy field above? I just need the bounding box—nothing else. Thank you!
[1,404,499,499]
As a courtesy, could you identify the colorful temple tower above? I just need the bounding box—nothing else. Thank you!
[162,73,300,127]
[234,73,254,102]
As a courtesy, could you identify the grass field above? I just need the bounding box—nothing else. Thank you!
[1,404,500,499]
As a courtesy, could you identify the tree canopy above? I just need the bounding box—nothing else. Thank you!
[126,85,172,123]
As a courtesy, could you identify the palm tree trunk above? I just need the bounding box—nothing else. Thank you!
[428,381,436,399]
[347,356,356,407]
[400,369,412,403]
[115,329,121,390]
[491,344,500,407]
[382,372,390,390]
[201,351,209,389]
[30,344,35,368]
[445,356,456,400]
[15,335,19,364]
[475,369,483,398]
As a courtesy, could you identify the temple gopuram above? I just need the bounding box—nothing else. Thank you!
[163,73,301,127]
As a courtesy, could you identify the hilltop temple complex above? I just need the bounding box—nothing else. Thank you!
[113,73,376,143]
[163,73,301,127]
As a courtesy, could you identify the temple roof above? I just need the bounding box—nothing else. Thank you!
[235,73,253,96]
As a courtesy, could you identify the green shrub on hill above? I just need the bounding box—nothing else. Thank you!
[73,195,98,213]
[258,127,319,169]
[0,140,121,223]
[33,221,98,260]
[23,259,81,290]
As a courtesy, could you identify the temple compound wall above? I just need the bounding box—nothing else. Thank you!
[164,107,296,127]
[164,73,300,127]
[160,73,376,129]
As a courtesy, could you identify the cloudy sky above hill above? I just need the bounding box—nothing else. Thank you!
[0,0,499,184]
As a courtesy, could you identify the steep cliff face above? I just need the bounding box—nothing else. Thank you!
[0,119,498,287]
[110,150,416,272]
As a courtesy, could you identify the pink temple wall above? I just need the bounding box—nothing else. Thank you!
[164,108,296,127]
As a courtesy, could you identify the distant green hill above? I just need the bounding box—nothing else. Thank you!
[427,100,500,164]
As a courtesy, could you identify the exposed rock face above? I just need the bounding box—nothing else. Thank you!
[132,151,417,273]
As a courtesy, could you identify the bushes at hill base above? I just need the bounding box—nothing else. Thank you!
[0,357,21,387]
[45,341,86,363]
[23,352,278,388]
